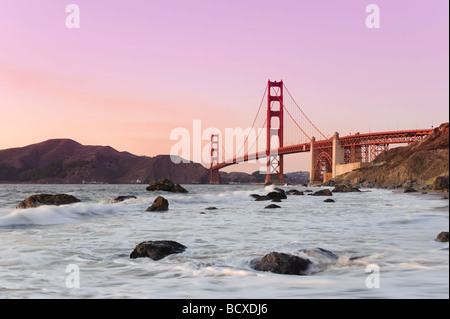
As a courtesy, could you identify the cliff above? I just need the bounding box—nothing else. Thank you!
[329,123,449,191]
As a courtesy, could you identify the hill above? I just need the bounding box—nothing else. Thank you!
[0,139,209,184]
[329,122,449,191]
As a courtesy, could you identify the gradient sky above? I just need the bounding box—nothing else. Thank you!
[0,0,448,172]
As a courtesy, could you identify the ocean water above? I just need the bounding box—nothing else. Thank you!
[0,183,448,299]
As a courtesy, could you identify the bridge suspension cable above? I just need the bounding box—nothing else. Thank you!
[283,83,328,140]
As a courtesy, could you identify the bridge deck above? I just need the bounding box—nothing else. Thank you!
[210,129,432,171]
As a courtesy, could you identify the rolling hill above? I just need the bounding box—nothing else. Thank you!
[0,139,210,184]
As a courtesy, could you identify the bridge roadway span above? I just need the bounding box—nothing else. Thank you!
[210,128,432,182]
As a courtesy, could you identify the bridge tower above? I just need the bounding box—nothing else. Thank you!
[265,80,285,184]
[210,134,220,184]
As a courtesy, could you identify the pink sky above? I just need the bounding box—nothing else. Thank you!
[0,0,448,172]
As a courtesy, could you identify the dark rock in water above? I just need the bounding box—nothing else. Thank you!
[435,231,449,242]
[286,189,304,195]
[332,184,361,193]
[265,204,281,209]
[254,195,270,201]
[323,198,335,202]
[16,194,81,209]
[271,198,282,202]
[109,195,137,203]
[130,240,186,260]
[404,187,417,193]
[309,189,332,196]
[205,207,217,210]
[274,187,286,194]
[252,252,312,275]
[146,196,169,212]
[173,184,188,193]
[252,191,287,201]
[267,191,287,200]
[146,178,188,193]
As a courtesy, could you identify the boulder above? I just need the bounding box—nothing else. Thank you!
[130,240,186,260]
[264,204,281,209]
[404,187,417,193]
[252,252,312,275]
[274,188,286,194]
[286,189,304,195]
[323,198,335,202]
[16,194,81,209]
[332,184,361,192]
[309,189,333,196]
[146,196,169,212]
[253,191,287,201]
[109,195,137,203]
[435,231,449,242]
[146,178,188,193]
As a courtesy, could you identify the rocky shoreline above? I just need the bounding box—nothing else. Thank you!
[12,177,448,276]
[327,123,449,192]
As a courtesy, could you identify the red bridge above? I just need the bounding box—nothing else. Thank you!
[209,80,432,184]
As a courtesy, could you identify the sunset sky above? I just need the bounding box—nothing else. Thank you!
[0,0,448,172]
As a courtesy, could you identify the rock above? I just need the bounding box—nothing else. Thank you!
[252,252,312,275]
[404,187,417,193]
[430,176,449,191]
[323,198,335,202]
[309,189,333,196]
[267,191,287,200]
[205,207,217,210]
[109,195,137,203]
[271,198,282,202]
[129,240,186,260]
[173,184,189,193]
[332,184,361,192]
[146,178,188,193]
[252,191,287,201]
[146,196,169,212]
[274,187,286,194]
[252,194,269,201]
[265,204,281,209]
[435,231,449,242]
[16,194,81,209]
[286,189,304,195]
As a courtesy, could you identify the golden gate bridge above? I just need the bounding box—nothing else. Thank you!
[209,80,432,184]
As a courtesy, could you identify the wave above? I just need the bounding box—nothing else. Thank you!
[0,201,138,227]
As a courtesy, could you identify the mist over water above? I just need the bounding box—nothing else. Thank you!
[0,184,448,299]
